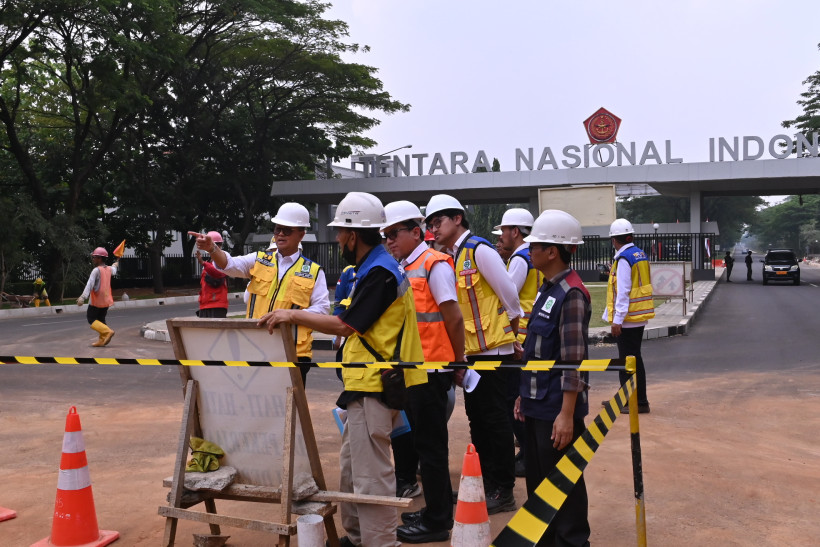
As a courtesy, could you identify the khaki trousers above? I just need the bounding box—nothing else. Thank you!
[340,396,400,547]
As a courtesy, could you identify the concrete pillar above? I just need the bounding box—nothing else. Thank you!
[528,195,540,216]
[316,204,333,243]
[690,190,702,271]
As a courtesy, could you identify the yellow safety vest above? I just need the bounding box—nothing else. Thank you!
[605,247,655,323]
[456,236,515,354]
[507,249,542,344]
[342,248,427,391]
[246,252,321,358]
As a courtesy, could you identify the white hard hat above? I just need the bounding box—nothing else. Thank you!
[271,202,311,228]
[493,208,534,231]
[491,229,502,236]
[424,194,464,221]
[327,192,387,228]
[609,218,634,237]
[383,200,425,228]
[524,210,584,245]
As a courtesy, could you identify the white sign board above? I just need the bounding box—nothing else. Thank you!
[650,261,689,298]
[170,319,311,486]
[538,185,616,227]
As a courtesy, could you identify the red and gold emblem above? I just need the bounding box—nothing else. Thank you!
[583,107,621,144]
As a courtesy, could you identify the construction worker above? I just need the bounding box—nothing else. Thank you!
[382,200,465,544]
[604,218,655,414]
[492,228,513,263]
[77,247,119,347]
[33,278,51,307]
[189,203,329,387]
[195,231,228,318]
[425,193,523,515]
[513,209,591,547]
[495,207,540,477]
[258,192,428,547]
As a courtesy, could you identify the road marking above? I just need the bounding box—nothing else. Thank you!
[21,319,87,327]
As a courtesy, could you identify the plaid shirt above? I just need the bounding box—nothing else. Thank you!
[543,268,590,393]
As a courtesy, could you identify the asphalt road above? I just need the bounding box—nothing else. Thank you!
[1,255,818,400]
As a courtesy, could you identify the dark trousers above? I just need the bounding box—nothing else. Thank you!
[86,305,108,325]
[296,356,311,388]
[525,417,590,547]
[507,368,527,457]
[616,326,648,405]
[464,354,516,491]
[197,307,227,318]
[393,373,454,530]
[726,264,733,281]
[746,263,753,280]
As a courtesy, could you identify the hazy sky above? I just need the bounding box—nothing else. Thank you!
[325,0,820,192]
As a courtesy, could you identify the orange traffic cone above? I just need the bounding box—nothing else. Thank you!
[451,444,491,547]
[32,406,119,547]
[0,506,16,522]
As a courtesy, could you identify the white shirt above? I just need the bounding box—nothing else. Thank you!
[507,242,530,294]
[81,263,119,300]
[220,249,329,315]
[602,243,647,328]
[449,231,523,356]
[401,242,457,306]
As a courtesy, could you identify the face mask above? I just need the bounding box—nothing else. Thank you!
[341,233,357,266]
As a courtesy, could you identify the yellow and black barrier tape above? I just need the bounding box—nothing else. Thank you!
[492,372,637,547]
[0,356,635,371]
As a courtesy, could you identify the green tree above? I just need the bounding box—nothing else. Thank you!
[1,1,407,294]
[750,195,820,253]
[782,42,820,136]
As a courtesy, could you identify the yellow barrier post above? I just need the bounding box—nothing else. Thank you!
[626,355,647,547]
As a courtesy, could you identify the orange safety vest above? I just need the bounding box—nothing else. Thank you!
[405,248,456,362]
[90,266,114,308]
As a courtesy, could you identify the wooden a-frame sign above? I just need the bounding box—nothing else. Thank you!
[158,318,339,546]
[158,318,411,546]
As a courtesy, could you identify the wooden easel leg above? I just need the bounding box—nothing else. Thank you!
[277,387,297,547]
[162,379,199,547]
[204,499,221,535]
[289,368,340,545]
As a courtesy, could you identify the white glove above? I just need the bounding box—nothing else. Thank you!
[76,296,84,306]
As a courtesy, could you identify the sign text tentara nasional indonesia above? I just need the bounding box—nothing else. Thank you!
[351,132,820,178]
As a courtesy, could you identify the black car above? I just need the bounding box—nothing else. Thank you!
[760,249,800,285]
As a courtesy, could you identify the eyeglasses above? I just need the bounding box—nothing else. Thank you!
[383,227,410,241]
[428,216,448,230]
[273,226,294,236]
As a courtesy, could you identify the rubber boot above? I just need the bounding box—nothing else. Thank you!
[35,299,41,307]
[44,298,51,306]
[90,320,115,347]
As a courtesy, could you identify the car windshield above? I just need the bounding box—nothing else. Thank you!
[766,252,795,262]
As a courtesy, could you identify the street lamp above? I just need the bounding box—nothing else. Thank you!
[378,144,413,156]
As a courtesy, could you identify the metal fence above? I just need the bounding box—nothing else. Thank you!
[574,233,716,271]
[7,233,716,290]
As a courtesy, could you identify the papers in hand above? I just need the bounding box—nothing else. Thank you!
[462,369,481,393]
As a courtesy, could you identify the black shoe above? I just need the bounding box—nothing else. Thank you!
[486,487,516,515]
[327,536,357,547]
[396,479,422,498]
[397,521,450,543]
[401,509,424,524]
[638,403,651,414]
[514,451,526,477]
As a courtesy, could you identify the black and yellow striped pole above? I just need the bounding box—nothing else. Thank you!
[628,358,647,547]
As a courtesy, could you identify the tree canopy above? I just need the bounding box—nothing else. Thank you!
[0,0,407,294]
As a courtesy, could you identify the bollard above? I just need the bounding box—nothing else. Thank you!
[296,514,325,547]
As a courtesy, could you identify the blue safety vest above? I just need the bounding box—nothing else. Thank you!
[519,270,590,421]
